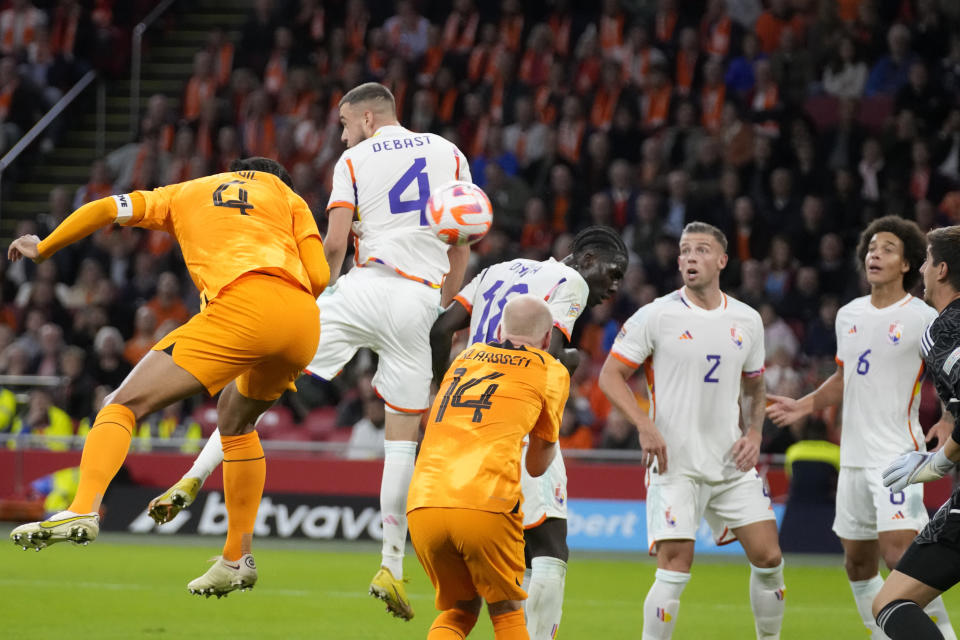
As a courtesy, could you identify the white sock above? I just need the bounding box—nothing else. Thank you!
[750,560,786,640]
[849,576,888,638]
[185,429,223,484]
[380,440,416,579]
[642,568,690,640]
[925,596,957,640]
[526,556,566,640]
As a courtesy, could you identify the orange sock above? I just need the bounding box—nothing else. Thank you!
[428,609,478,639]
[68,404,135,514]
[491,609,528,640]
[221,430,265,561]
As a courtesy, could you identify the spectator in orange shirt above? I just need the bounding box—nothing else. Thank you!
[205,27,234,88]
[124,306,157,366]
[146,272,190,330]
[0,0,46,58]
[755,0,805,54]
[442,0,479,57]
[598,0,625,56]
[519,197,553,256]
[558,404,594,450]
[73,159,113,209]
[182,50,217,122]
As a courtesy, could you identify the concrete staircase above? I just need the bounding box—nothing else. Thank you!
[0,0,254,240]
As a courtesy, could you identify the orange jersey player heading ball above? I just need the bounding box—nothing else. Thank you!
[8,157,329,598]
[407,295,570,640]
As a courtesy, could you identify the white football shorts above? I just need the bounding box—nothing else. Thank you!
[304,266,440,413]
[646,469,775,553]
[520,445,568,528]
[833,465,928,540]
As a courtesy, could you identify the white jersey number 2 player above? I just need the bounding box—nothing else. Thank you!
[600,222,785,640]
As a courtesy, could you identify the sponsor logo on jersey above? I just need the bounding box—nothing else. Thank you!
[848,325,857,335]
[678,330,693,340]
[554,485,566,507]
[665,508,677,527]
[730,326,744,349]
[566,302,581,318]
[888,322,903,345]
[892,510,905,520]
[616,326,627,340]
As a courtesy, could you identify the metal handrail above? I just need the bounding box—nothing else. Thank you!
[0,375,66,387]
[0,70,99,217]
[129,0,178,138]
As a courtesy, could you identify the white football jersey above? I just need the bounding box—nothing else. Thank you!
[835,294,938,467]
[456,258,589,344]
[328,125,472,287]
[611,288,765,482]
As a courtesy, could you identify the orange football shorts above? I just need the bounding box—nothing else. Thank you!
[152,271,319,401]
[408,506,526,610]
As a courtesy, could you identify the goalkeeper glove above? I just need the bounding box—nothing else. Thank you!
[882,449,955,493]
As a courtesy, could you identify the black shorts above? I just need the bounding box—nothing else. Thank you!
[897,540,960,592]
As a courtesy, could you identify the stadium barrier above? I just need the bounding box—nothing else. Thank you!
[1,448,954,554]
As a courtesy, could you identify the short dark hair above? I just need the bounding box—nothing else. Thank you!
[927,226,960,292]
[856,215,926,291]
[572,225,627,262]
[681,221,728,252]
[229,157,293,189]
[339,82,397,114]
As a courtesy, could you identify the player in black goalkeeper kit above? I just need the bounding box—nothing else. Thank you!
[876,226,960,639]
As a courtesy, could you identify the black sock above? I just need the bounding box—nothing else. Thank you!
[876,600,944,640]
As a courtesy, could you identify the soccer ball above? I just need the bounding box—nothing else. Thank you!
[426,180,493,246]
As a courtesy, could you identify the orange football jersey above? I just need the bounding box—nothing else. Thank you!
[408,341,569,513]
[129,171,320,305]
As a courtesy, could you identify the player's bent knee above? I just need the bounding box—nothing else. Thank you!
[751,550,783,569]
[487,599,524,616]
[844,556,879,581]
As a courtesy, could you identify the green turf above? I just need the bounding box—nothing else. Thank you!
[3,534,959,638]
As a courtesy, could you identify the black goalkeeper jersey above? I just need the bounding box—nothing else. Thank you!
[917,298,960,545]
[921,298,960,424]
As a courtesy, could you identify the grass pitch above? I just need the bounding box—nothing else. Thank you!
[3,532,959,639]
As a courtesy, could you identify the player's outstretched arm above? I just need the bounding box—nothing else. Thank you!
[526,434,558,477]
[441,245,470,308]
[766,366,844,426]
[883,435,960,492]
[8,195,135,263]
[323,206,354,286]
[8,235,42,262]
[598,353,668,472]
[429,301,470,385]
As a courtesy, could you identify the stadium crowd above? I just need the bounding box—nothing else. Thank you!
[3,0,960,453]
[0,0,157,156]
